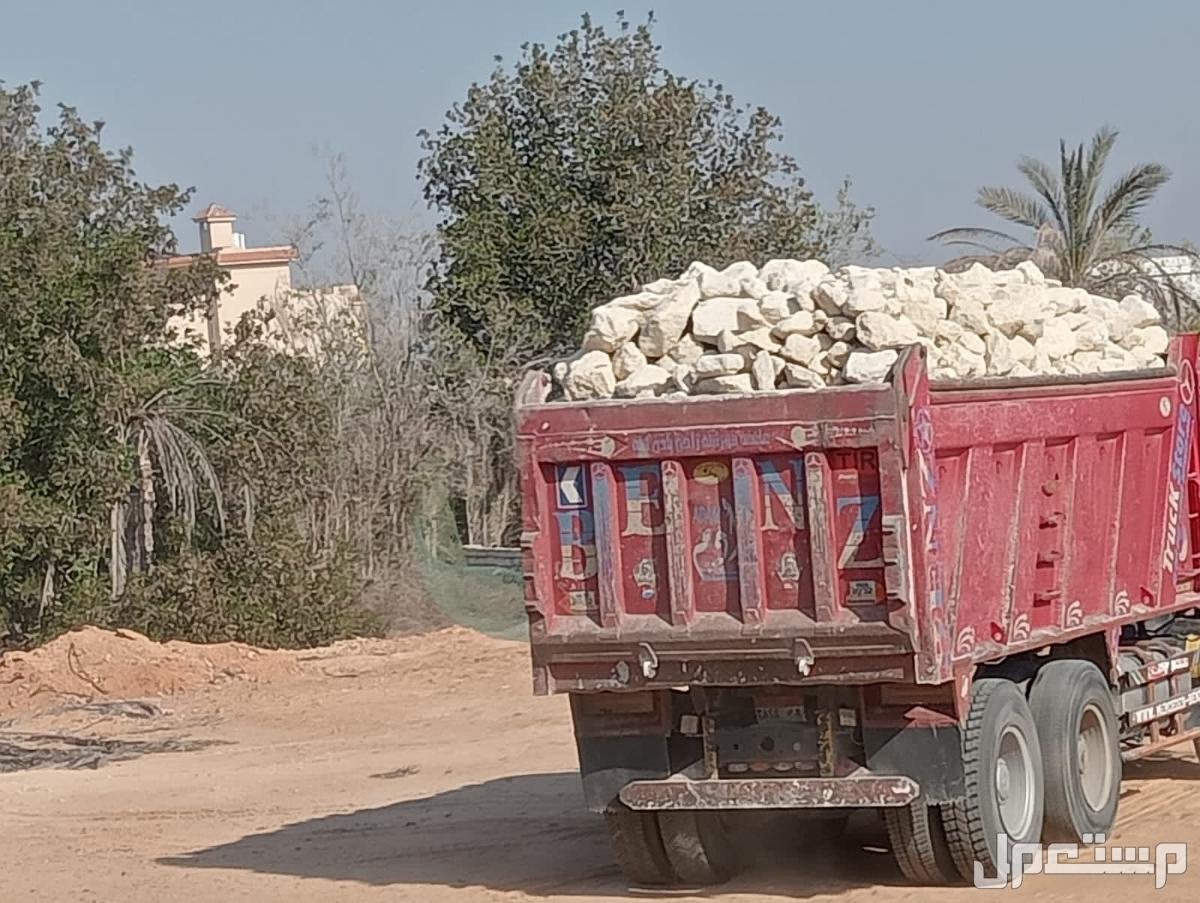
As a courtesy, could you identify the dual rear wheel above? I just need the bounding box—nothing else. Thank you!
[604,805,738,888]
[885,662,1120,884]
[606,661,1122,889]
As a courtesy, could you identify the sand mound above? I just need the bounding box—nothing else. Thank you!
[0,627,296,712]
[0,624,515,716]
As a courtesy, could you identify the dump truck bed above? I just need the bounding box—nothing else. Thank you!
[515,339,1200,695]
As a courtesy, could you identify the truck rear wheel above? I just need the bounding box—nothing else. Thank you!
[603,803,677,887]
[1028,660,1120,842]
[942,678,1044,881]
[658,810,740,886]
[883,802,960,884]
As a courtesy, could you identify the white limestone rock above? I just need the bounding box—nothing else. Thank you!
[824,340,852,367]
[759,290,797,323]
[1120,295,1161,329]
[960,332,987,356]
[855,312,920,351]
[698,261,759,299]
[985,333,1018,376]
[614,364,672,398]
[938,343,987,379]
[564,350,616,399]
[1122,325,1169,356]
[692,297,760,341]
[780,333,823,366]
[1073,318,1111,352]
[843,349,899,383]
[666,334,705,366]
[736,326,783,353]
[582,305,641,352]
[637,281,701,357]
[772,310,817,337]
[813,278,849,315]
[783,363,826,389]
[1035,319,1077,360]
[1015,261,1046,285]
[751,350,778,390]
[826,316,857,341]
[612,342,648,380]
[950,298,990,334]
[694,373,754,395]
[693,353,747,378]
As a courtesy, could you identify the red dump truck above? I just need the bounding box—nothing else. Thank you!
[513,335,1200,887]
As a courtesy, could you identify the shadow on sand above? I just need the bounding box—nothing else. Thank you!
[161,771,905,897]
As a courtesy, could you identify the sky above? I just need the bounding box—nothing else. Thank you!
[3,0,1198,263]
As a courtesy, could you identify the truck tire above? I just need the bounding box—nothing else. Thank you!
[1028,660,1120,842]
[883,803,960,884]
[604,804,677,887]
[658,810,740,886]
[941,678,1044,882]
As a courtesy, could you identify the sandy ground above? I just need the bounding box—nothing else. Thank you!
[3,627,1200,902]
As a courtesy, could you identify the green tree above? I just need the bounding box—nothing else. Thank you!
[0,82,223,637]
[0,84,381,646]
[932,127,1198,325]
[419,12,874,363]
[417,12,873,546]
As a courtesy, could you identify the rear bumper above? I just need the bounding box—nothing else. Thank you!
[618,775,920,810]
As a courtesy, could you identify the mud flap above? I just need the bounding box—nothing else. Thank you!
[576,733,672,812]
[863,723,965,803]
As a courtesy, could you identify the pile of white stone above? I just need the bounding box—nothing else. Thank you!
[552,259,1170,400]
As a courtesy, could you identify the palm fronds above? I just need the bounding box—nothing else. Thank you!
[931,127,1198,325]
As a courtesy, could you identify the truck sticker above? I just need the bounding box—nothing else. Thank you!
[691,498,738,583]
[556,464,588,509]
[694,461,729,485]
[836,494,882,567]
[554,509,597,581]
[848,579,879,603]
[1063,599,1084,629]
[632,558,657,599]
[776,551,801,587]
[759,459,805,531]
[630,429,771,457]
[914,405,950,674]
[617,464,664,536]
[1011,612,1031,642]
[1163,360,1196,579]
[566,590,597,613]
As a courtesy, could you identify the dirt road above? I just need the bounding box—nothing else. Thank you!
[3,626,1200,902]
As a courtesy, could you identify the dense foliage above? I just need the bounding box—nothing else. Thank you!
[418,13,874,546]
[419,12,874,364]
[0,84,375,646]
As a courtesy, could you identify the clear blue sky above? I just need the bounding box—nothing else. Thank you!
[3,0,1197,262]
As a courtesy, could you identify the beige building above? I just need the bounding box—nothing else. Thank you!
[166,204,298,351]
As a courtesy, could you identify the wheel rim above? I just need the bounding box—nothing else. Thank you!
[995,724,1036,838]
[1078,702,1114,811]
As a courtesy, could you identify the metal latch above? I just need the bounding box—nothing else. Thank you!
[793,639,815,677]
[637,643,659,679]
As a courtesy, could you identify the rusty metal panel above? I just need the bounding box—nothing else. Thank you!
[804,451,838,623]
[660,460,695,627]
[610,463,671,618]
[756,455,817,619]
[619,776,920,810]
[732,457,765,627]
[590,463,622,629]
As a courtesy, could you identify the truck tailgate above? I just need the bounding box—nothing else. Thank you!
[516,349,937,693]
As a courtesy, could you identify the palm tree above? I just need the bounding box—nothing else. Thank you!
[931,127,1198,326]
[110,373,229,599]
